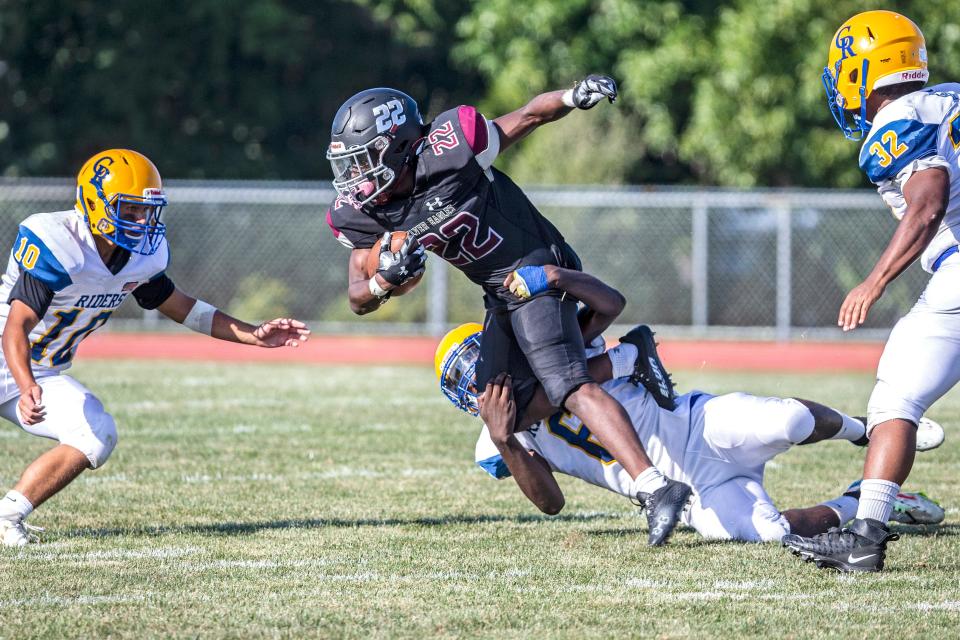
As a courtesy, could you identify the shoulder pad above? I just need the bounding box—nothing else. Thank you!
[859,115,940,183]
[14,214,80,290]
[139,237,171,279]
[326,199,383,250]
[422,108,473,163]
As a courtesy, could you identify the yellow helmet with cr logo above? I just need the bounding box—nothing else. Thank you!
[435,322,483,415]
[823,10,928,140]
[75,149,168,255]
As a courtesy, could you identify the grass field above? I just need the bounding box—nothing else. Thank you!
[0,361,958,639]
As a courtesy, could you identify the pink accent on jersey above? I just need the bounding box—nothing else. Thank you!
[325,209,339,236]
[458,105,488,154]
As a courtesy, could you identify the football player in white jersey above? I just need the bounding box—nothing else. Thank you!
[0,149,310,546]
[783,10,960,572]
[435,268,944,543]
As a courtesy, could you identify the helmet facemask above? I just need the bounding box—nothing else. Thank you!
[439,331,482,415]
[327,135,397,206]
[81,181,167,255]
[822,57,871,141]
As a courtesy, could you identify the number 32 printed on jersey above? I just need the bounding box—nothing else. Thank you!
[869,130,909,168]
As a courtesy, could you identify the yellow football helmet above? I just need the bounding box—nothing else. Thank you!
[75,149,167,255]
[823,10,928,140]
[435,322,483,415]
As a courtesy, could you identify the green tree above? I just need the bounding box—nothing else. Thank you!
[0,0,482,178]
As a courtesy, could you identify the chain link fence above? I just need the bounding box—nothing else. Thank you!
[0,179,928,340]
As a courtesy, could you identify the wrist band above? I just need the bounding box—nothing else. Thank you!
[368,276,390,298]
[561,88,576,108]
[183,300,217,335]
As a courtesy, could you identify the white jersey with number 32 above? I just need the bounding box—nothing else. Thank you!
[860,83,960,272]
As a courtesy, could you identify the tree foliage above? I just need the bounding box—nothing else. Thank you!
[0,0,481,178]
[3,0,960,186]
[447,0,960,187]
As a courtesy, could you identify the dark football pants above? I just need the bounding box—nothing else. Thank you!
[476,294,593,417]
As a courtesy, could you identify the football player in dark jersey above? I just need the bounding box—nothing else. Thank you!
[325,78,693,545]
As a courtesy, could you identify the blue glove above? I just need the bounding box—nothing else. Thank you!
[509,266,549,299]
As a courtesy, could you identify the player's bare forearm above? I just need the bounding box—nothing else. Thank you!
[546,265,625,333]
[868,168,949,287]
[493,91,573,152]
[496,439,565,515]
[347,248,390,315]
[839,168,950,330]
[480,372,562,513]
[157,288,308,346]
[2,301,40,392]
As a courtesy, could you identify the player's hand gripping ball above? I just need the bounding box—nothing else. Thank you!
[365,231,426,296]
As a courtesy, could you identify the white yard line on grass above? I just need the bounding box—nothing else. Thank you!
[0,594,148,607]
[23,546,201,562]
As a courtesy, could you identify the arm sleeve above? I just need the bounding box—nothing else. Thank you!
[132,273,176,310]
[8,271,55,318]
[457,106,500,170]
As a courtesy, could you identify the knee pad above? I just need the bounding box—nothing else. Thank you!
[86,412,118,469]
[61,411,118,469]
[867,379,923,434]
[778,399,815,445]
[752,398,813,447]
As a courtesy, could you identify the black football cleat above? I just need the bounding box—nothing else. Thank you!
[782,517,899,572]
[636,478,693,546]
[619,325,676,409]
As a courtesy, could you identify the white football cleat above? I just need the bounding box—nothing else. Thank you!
[0,519,43,547]
[890,492,945,525]
[916,417,945,452]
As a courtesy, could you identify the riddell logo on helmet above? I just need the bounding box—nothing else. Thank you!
[900,70,926,81]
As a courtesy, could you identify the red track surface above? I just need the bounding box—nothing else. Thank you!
[79,333,884,372]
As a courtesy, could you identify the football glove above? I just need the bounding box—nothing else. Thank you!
[569,74,618,109]
[377,232,427,287]
[508,265,549,299]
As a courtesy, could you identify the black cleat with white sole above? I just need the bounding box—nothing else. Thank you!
[636,478,693,546]
[619,325,676,409]
[782,517,899,572]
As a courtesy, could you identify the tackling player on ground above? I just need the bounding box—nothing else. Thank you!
[782,10,960,572]
[325,79,692,544]
[434,269,944,542]
[0,149,310,546]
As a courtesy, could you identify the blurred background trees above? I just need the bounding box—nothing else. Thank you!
[2,0,960,186]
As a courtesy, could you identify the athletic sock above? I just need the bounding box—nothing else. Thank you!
[0,490,34,522]
[607,343,639,380]
[819,495,859,526]
[633,466,668,495]
[830,413,867,443]
[855,479,899,524]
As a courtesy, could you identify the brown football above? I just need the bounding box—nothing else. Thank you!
[364,231,424,297]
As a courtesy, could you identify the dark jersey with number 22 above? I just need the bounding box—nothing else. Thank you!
[326,106,580,310]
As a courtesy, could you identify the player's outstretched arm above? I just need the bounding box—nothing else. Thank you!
[493,75,617,153]
[838,167,950,331]
[1,301,45,425]
[505,265,625,341]
[155,288,310,348]
[480,373,565,515]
